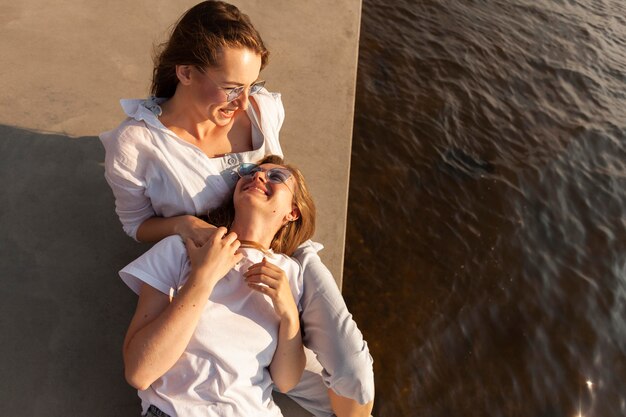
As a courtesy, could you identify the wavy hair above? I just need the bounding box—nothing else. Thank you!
[151,1,269,98]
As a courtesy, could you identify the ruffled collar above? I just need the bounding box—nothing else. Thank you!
[119,97,166,128]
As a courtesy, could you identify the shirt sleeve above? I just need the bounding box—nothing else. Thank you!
[119,235,188,296]
[100,124,156,240]
[292,240,375,404]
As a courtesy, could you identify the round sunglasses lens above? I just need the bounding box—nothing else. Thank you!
[250,81,266,95]
[267,169,291,183]
[227,86,245,102]
[238,163,259,177]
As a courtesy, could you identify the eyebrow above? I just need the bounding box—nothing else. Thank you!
[221,79,262,87]
[221,81,244,86]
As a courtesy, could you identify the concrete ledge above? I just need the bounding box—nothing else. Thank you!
[0,1,361,415]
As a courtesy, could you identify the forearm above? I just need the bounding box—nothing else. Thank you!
[136,215,195,243]
[269,316,305,393]
[123,271,217,389]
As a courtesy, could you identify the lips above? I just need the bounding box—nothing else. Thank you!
[243,181,269,196]
[219,107,237,118]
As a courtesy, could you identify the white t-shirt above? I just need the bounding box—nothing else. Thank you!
[120,235,304,417]
[99,90,284,239]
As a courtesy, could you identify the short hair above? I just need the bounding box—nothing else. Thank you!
[151,1,269,98]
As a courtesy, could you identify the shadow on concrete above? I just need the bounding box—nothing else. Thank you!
[0,125,145,416]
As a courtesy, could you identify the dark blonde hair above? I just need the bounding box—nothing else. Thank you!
[151,1,269,98]
[207,155,316,256]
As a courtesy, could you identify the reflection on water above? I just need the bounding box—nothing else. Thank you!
[344,0,626,416]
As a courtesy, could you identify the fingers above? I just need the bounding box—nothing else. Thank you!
[244,260,287,289]
[212,226,228,241]
[246,258,282,274]
[244,261,297,319]
[210,227,238,247]
[184,238,196,252]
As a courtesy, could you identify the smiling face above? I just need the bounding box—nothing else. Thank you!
[233,163,300,228]
[185,47,263,126]
[208,155,315,255]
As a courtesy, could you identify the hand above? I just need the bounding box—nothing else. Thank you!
[177,215,218,247]
[244,258,298,321]
[184,227,243,285]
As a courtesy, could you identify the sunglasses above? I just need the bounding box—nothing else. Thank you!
[237,163,293,185]
[197,67,266,102]
[221,81,266,102]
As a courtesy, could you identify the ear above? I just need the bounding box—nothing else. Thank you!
[175,65,193,85]
[286,205,300,222]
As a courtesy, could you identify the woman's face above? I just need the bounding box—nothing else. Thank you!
[233,163,299,225]
[189,47,263,126]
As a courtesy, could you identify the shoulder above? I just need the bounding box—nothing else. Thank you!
[100,118,153,154]
[292,240,325,267]
[154,234,187,256]
[254,88,282,106]
[272,252,301,274]
[100,119,164,173]
[250,88,284,125]
[149,236,188,272]
[99,98,165,155]
[119,236,188,295]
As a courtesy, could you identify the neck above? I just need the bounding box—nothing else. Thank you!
[160,94,230,140]
[230,213,280,250]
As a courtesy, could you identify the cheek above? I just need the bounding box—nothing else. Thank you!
[280,194,296,213]
[207,92,227,106]
[234,180,246,195]
[195,84,225,106]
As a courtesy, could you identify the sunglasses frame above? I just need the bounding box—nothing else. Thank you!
[237,163,293,184]
[237,163,296,196]
[196,66,266,102]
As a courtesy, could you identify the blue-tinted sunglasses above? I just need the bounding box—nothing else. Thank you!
[237,163,293,184]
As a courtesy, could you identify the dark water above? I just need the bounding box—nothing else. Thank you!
[344,0,626,416]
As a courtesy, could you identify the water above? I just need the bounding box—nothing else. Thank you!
[344,0,626,416]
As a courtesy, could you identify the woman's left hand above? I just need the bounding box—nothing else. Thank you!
[244,258,298,321]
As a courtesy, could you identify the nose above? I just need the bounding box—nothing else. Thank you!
[234,90,250,110]
[251,169,267,182]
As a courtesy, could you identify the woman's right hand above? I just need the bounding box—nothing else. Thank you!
[176,215,218,246]
[184,227,243,285]
[136,215,217,245]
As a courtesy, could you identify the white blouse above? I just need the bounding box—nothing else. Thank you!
[99,90,284,239]
[120,235,303,417]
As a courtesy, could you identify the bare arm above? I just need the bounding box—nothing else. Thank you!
[271,314,305,393]
[136,215,217,246]
[123,229,242,390]
[245,259,305,392]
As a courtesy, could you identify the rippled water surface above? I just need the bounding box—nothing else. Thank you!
[344,0,626,416]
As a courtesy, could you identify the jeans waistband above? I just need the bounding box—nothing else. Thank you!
[145,405,172,417]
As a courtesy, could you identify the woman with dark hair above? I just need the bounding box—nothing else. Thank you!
[122,156,314,416]
[100,2,374,416]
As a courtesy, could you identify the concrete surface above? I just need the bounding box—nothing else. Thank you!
[0,1,361,415]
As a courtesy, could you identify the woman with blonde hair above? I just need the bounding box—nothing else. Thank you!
[122,156,314,416]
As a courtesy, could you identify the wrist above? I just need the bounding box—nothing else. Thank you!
[279,312,300,332]
[173,215,194,237]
